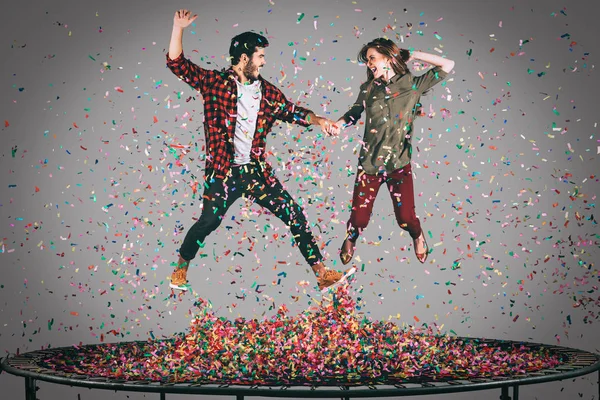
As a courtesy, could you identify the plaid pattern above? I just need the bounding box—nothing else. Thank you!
[166,52,312,184]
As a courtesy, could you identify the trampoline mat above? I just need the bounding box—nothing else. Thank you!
[32,290,572,386]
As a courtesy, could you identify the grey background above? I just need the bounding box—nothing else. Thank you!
[1,0,599,399]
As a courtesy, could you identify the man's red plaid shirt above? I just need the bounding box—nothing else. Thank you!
[166,52,313,184]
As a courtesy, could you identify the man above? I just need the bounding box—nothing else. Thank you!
[166,9,355,293]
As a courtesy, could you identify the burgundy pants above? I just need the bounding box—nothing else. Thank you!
[346,164,422,241]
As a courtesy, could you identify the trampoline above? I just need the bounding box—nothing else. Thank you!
[3,290,599,400]
[2,338,599,400]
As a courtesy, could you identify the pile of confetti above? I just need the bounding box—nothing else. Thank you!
[41,287,565,385]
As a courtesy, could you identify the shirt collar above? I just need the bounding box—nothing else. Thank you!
[236,80,262,89]
[374,72,404,86]
[389,73,404,84]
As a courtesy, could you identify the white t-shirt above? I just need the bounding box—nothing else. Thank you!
[234,80,262,165]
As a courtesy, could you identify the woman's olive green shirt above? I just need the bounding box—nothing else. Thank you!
[342,66,448,174]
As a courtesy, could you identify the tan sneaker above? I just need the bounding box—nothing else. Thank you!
[169,256,189,291]
[169,266,189,291]
[317,267,356,293]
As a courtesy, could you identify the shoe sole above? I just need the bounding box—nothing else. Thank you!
[169,283,188,291]
[340,254,352,265]
[320,267,356,294]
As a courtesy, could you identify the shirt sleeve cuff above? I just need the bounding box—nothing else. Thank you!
[434,65,449,80]
[295,107,312,127]
[166,51,185,65]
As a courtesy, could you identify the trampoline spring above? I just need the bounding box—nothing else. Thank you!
[16,365,39,370]
[9,360,34,366]
[35,351,56,356]
[36,368,55,374]
[556,366,576,371]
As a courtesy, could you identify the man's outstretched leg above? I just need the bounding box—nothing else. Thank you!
[252,174,355,292]
[170,176,242,290]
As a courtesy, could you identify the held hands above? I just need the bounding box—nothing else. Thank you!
[173,9,198,29]
[318,117,343,136]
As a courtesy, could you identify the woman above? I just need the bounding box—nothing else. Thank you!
[331,38,454,265]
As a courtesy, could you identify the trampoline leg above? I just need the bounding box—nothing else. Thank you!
[160,393,166,400]
[25,377,36,400]
[500,386,511,400]
[513,385,519,400]
[236,395,244,400]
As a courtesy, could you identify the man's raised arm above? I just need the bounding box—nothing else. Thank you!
[168,9,197,60]
[166,9,216,93]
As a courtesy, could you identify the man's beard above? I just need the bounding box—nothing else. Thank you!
[243,60,259,82]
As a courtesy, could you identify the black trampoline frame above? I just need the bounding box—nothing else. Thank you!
[2,338,599,400]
